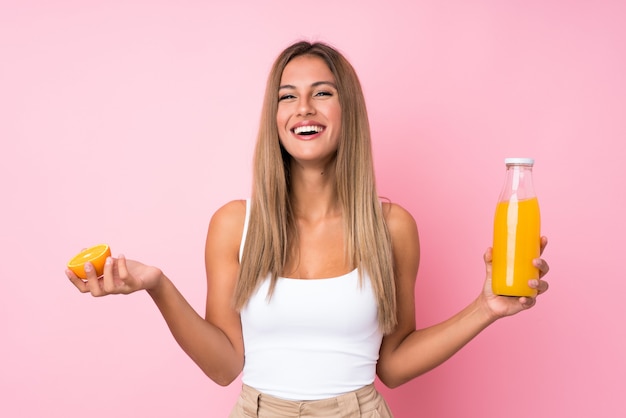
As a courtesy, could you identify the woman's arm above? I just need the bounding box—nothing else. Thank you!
[67,200,247,386]
[376,203,549,388]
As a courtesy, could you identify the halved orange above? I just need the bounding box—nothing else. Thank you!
[67,244,111,279]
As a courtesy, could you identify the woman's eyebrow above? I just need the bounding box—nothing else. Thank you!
[278,81,337,90]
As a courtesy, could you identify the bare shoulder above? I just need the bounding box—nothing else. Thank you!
[205,199,247,270]
[382,201,420,281]
[210,199,247,230]
[382,201,419,240]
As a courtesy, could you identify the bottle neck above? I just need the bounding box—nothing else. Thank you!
[499,164,536,201]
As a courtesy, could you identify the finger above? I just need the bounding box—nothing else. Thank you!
[83,262,104,297]
[533,279,549,295]
[101,256,116,294]
[533,258,550,277]
[529,278,549,295]
[116,254,135,290]
[483,248,493,281]
[66,269,89,293]
[483,247,493,263]
[519,296,537,309]
[539,236,548,255]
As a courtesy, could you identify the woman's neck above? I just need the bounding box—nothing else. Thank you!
[289,161,340,221]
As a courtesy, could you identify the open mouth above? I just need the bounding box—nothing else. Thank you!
[292,125,325,136]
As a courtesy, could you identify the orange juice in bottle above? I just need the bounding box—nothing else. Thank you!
[492,158,541,297]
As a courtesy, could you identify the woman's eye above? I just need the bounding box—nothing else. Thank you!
[279,94,296,101]
[315,91,333,97]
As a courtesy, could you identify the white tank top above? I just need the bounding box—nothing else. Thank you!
[239,200,383,400]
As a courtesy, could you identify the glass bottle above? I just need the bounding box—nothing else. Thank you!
[491,158,541,297]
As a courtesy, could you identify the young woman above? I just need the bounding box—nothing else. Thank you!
[67,41,550,417]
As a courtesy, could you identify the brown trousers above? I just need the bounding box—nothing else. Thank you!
[228,383,394,417]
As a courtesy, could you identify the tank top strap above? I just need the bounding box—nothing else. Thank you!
[239,199,251,263]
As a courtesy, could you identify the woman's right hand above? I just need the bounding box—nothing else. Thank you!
[67,254,163,297]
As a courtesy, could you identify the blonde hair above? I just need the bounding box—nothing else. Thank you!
[234,41,397,334]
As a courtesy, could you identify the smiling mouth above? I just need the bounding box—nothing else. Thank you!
[292,125,325,135]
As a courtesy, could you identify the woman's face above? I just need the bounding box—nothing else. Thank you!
[276,55,342,167]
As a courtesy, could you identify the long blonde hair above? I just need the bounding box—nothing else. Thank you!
[234,41,397,334]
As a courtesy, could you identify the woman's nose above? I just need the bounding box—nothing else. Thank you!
[297,97,315,116]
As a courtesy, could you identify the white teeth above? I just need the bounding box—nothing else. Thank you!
[293,125,324,134]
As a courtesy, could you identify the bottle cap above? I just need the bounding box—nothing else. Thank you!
[505,157,534,166]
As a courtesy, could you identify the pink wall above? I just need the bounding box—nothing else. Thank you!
[1,1,624,417]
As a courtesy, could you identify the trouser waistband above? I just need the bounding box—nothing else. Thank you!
[232,383,392,417]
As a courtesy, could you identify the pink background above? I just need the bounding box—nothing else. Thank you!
[1,1,625,417]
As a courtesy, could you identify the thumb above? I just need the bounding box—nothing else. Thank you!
[483,247,493,270]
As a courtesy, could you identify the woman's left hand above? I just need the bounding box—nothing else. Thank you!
[482,236,550,319]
